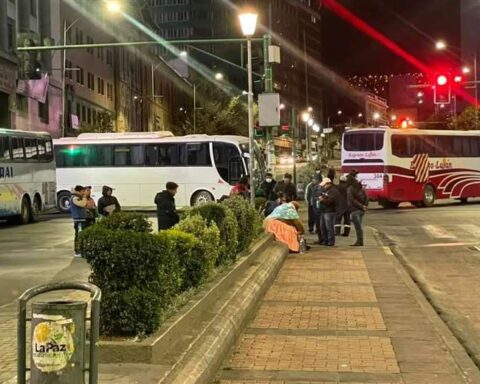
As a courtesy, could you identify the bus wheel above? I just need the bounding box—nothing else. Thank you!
[10,197,31,225]
[423,185,436,207]
[30,195,41,222]
[192,191,214,206]
[460,197,468,204]
[57,191,72,213]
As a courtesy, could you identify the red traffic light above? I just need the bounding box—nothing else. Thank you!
[436,74,448,86]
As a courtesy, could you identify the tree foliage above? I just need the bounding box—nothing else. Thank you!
[448,106,480,130]
[79,111,115,133]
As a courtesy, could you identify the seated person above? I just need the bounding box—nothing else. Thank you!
[264,201,305,252]
[265,192,286,216]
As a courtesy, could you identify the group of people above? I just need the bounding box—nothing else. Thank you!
[261,168,368,253]
[70,185,121,257]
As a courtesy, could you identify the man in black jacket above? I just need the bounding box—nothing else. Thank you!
[98,186,121,217]
[334,176,351,237]
[155,182,180,230]
[319,178,340,246]
[274,173,297,202]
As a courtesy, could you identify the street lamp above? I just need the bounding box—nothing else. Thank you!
[312,123,320,132]
[179,51,188,57]
[239,9,258,206]
[279,103,285,110]
[337,110,343,115]
[308,106,313,112]
[357,113,363,118]
[373,112,380,120]
[307,118,314,127]
[215,72,224,81]
[463,66,471,74]
[106,0,121,13]
[301,112,310,122]
[435,40,447,50]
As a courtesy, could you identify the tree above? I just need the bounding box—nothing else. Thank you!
[79,111,115,134]
[173,77,254,137]
[448,106,480,130]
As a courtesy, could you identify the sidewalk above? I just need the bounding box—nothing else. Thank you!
[215,227,480,383]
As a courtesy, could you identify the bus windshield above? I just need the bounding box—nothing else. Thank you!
[343,131,385,152]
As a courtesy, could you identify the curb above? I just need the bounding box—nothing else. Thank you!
[374,229,480,383]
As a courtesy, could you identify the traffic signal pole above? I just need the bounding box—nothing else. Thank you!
[262,33,276,172]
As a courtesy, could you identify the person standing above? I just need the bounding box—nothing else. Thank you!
[274,173,297,202]
[98,186,121,217]
[155,182,180,230]
[348,179,368,246]
[311,176,326,245]
[334,176,351,236]
[84,186,97,226]
[260,172,277,201]
[70,185,88,257]
[319,178,340,246]
[305,175,320,234]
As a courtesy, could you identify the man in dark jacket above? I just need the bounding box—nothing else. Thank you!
[319,177,341,246]
[155,182,180,230]
[98,186,121,216]
[274,173,297,202]
[260,172,277,201]
[334,176,351,237]
[348,179,368,246]
[305,175,320,234]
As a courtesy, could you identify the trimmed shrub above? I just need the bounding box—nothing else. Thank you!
[173,214,220,272]
[188,203,238,264]
[79,224,183,336]
[97,211,152,233]
[222,196,263,253]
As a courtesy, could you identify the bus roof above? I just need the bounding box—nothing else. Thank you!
[53,132,249,145]
[345,127,480,136]
[0,128,51,137]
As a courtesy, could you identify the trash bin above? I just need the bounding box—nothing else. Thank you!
[31,301,87,383]
[18,282,101,384]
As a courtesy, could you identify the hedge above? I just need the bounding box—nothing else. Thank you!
[79,198,263,337]
[187,203,238,264]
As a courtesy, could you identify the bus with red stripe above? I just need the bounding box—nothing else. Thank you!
[341,127,480,208]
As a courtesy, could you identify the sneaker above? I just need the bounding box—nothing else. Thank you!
[74,253,83,258]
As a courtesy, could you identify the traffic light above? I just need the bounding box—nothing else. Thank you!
[254,121,264,137]
[433,73,451,105]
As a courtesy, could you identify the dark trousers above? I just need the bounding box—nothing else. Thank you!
[308,204,316,232]
[351,210,365,245]
[323,212,336,246]
[335,209,351,236]
[314,209,326,244]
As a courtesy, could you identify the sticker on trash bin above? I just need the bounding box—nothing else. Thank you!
[32,315,75,373]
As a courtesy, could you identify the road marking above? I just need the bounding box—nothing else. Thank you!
[422,225,457,239]
[419,242,476,248]
[459,224,480,238]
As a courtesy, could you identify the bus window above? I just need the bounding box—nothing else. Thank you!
[37,139,47,160]
[158,143,185,166]
[114,145,145,166]
[213,142,242,184]
[45,140,54,162]
[391,135,408,157]
[24,138,38,160]
[145,144,159,166]
[0,136,11,161]
[11,137,25,160]
[343,132,384,151]
[187,143,211,166]
[89,145,113,166]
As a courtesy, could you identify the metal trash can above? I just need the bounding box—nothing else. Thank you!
[18,282,101,384]
[31,301,87,383]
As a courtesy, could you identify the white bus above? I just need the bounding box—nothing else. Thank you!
[0,128,56,224]
[53,132,265,212]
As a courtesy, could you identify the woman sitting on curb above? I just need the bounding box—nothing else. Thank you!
[264,201,306,253]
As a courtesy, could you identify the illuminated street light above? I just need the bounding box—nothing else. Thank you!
[307,118,314,127]
[373,112,380,120]
[435,40,447,50]
[417,91,424,98]
[337,110,343,115]
[418,99,424,104]
[308,107,313,112]
[179,51,188,57]
[357,113,363,118]
[215,72,224,81]
[239,8,258,207]
[312,123,320,132]
[463,66,471,74]
[279,103,285,110]
[391,115,397,121]
[106,0,121,13]
[440,104,446,109]
[302,112,310,123]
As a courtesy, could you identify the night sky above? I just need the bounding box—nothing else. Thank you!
[322,0,461,75]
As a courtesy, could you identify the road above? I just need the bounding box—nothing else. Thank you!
[367,199,480,368]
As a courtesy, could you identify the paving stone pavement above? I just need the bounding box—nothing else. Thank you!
[214,228,480,384]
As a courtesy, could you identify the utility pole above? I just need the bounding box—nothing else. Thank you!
[292,108,297,185]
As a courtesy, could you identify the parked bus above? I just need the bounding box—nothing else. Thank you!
[54,132,266,212]
[0,128,56,224]
[342,127,480,208]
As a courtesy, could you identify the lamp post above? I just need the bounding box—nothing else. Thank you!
[239,10,258,206]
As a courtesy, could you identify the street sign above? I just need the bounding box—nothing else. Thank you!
[323,127,333,134]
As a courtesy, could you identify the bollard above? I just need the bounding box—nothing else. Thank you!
[18,282,101,384]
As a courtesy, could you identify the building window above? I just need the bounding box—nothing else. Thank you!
[97,48,104,61]
[82,105,86,121]
[87,72,95,91]
[30,0,37,17]
[92,110,97,124]
[7,18,15,52]
[87,108,92,124]
[76,103,81,119]
[16,95,28,116]
[76,67,84,85]
[38,95,49,124]
[66,61,74,80]
[97,78,105,95]
[107,83,113,100]
[75,28,83,45]
[106,49,113,66]
[86,36,94,54]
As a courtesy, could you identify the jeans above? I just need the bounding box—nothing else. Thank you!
[323,212,336,246]
[335,208,351,236]
[314,209,326,244]
[74,221,87,254]
[308,204,316,232]
[351,210,365,245]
